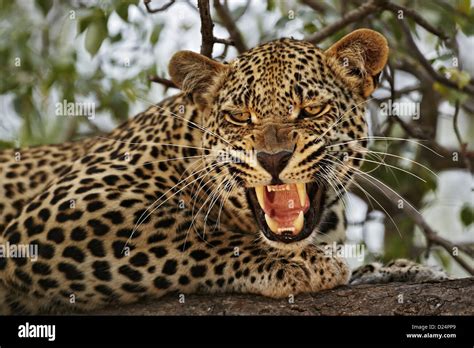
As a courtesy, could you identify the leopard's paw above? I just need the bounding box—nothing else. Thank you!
[350,258,450,285]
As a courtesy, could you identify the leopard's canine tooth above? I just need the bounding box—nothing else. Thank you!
[264,214,279,233]
[293,211,304,233]
[255,186,265,209]
[296,183,306,207]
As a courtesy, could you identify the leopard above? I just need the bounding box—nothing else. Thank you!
[0,29,448,314]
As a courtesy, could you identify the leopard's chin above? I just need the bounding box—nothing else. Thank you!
[246,182,325,244]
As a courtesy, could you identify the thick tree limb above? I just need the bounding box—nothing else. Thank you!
[94,278,473,315]
[197,0,215,58]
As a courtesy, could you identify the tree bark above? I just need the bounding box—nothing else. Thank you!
[94,278,473,315]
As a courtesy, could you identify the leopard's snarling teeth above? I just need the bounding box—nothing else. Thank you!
[255,183,309,236]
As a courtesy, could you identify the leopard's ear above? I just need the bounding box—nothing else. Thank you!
[168,51,228,105]
[325,29,388,98]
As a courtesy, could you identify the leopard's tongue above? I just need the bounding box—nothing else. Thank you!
[255,184,310,235]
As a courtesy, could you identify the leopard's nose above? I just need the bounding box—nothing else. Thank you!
[256,150,293,181]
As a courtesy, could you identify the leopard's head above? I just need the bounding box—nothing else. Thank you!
[169,29,388,248]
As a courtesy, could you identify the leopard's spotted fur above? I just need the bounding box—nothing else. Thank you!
[0,30,447,314]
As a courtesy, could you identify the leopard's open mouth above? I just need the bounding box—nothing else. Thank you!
[246,183,324,243]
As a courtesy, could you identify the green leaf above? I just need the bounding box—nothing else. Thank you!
[433,82,468,104]
[36,0,53,16]
[303,22,317,34]
[150,24,163,45]
[275,16,290,29]
[456,0,471,15]
[442,67,472,88]
[460,204,474,227]
[110,93,130,121]
[78,14,94,34]
[85,17,108,57]
[266,0,275,12]
[0,140,15,150]
[110,33,123,43]
[116,2,129,22]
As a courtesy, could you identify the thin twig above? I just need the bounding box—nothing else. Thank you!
[144,0,176,13]
[452,101,472,172]
[214,37,234,45]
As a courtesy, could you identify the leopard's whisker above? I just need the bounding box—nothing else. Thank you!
[125,160,230,248]
[326,152,422,236]
[213,178,239,234]
[313,96,377,143]
[185,174,231,249]
[96,136,219,152]
[319,166,348,212]
[328,154,422,216]
[325,136,443,157]
[135,95,236,149]
[321,158,376,212]
[362,149,439,178]
[344,155,428,183]
[322,157,402,238]
[127,156,207,247]
[187,170,231,240]
[188,163,229,221]
[201,175,237,239]
[104,154,216,171]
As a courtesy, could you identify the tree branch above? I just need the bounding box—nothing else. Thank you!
[95,278,474,315]
[382,2,448,39]
[305,0,385,44]
[144,0,176,13]
[213,37,234,46]
[300,0,328,14]
[452,101,472,172]
[399,20,474,96]
[356,175,474,275]
[213,0,248,53]
[148,75,178,89]
[197,0,215,58]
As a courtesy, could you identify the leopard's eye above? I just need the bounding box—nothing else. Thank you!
[224,111,252,126]
[298,103,331,119]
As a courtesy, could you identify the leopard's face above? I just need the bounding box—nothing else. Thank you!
[169,32,388,248]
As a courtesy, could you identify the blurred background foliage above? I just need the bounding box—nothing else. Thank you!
[0,0,473,275]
